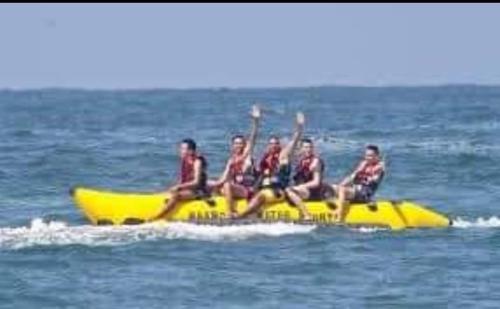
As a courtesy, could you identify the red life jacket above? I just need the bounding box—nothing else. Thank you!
[180,153,207,185]
[259,149,281,177]
[229,152,245,176]
[293,155,323,185]
[354,160,384,189]
[229,153,256,186]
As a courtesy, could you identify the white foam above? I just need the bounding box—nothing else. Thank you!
[350,226,388,233]
[0,219,316,250]
[452,216,500,229]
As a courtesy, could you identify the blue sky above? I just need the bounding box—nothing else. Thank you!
[1,3,500,89]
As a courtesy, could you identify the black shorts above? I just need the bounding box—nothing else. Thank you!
[287,186,324,201]
[353,185,375,203]
[192,186,211,199]
[308,187,324,201]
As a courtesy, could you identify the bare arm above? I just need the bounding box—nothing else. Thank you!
[340,161,366,186]
[365,162,385,184]
[211,159,232,188]
[280,112,305,163]
[242,104,261,158]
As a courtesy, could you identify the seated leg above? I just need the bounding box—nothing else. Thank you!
[222,182,236,218]
[333,185,356,222]
[285,187,312,220]
[154,190,195,221]
[153,192,179,221]
[235,191,265,219]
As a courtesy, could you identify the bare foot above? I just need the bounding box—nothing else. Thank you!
[148,215,161,223]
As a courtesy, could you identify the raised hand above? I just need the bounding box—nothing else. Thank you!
[296,112,305,126]
[251,104,261,120]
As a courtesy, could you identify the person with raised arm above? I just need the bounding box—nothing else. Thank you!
[209,105,261,218]
[284,138,326,220]
[235,112,309,219]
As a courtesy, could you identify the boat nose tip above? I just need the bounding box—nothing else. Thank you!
[69,186,77,197]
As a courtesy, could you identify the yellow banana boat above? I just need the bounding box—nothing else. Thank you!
[70,187,451,230]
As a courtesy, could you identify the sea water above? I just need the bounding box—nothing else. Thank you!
[1,86,499,308]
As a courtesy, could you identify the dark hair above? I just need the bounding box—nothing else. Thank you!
[301,138,313,145]
[366,144,380,155]
[181,138,197,151]
[232,135,245,142]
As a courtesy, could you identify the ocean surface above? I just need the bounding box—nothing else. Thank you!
[1,86,500,308]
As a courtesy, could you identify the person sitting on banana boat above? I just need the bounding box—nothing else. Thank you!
[153,138,208,220]
[284,138,325,220]
[330,144,385,221]
[208,105,261,218]
[235,112,311,220]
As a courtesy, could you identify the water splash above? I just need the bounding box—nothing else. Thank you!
[0,218,316,250]
[452,216,500,229]
[350,226,389,233]
[4,216,500,250]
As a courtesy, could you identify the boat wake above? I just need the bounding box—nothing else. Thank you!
[0,218,316,250]
[2,216,498,250]
[452,216,500,229]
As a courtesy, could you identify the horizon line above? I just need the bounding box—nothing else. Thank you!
[1,83,500,92]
